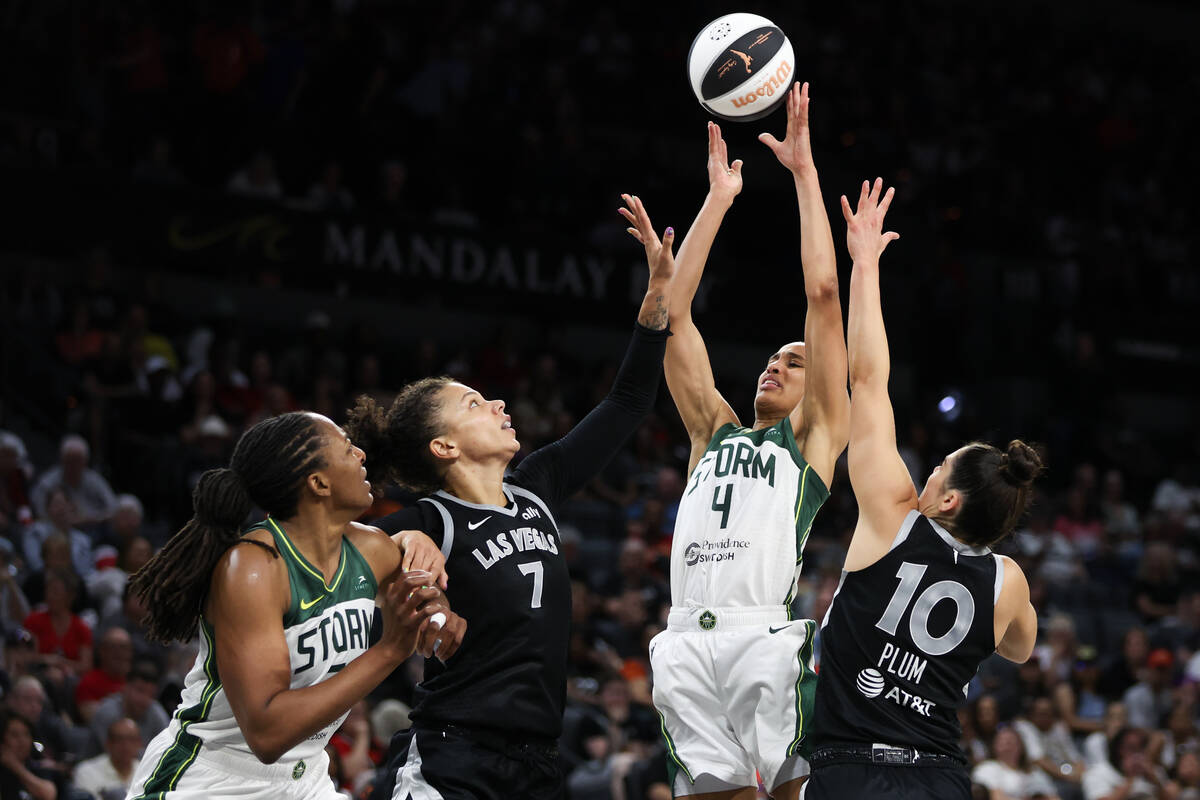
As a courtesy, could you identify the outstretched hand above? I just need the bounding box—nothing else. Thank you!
[840,178,900,263]
[706,121,743,202]
[618,194,676,286]
[758,81,815,176]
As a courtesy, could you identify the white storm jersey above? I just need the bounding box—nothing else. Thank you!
[671,418,829,609]
[132,519,377,797]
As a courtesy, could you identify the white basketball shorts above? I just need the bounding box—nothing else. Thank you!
[649,606,817,796]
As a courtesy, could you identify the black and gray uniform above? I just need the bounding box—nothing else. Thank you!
[371,323,668,800]
[805,510,1006,800]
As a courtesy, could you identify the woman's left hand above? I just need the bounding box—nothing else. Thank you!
[394,530,448,589]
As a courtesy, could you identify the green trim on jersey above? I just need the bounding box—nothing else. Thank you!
[246,519,378,626]
[703,418,830,570]
[786,619,818,759]
[131,620,222,799]
[656,707,695,788]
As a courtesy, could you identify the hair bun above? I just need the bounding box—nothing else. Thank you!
[193,468,253,528]
[998,440,1044,488]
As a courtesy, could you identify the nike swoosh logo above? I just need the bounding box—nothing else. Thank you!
[467,516,492,530]
[300,595,326,610]
[768,624,793,634]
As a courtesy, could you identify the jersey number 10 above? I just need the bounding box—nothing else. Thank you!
[875,562,976,657]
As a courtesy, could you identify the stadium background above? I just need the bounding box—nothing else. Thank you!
[0,0,1197,798]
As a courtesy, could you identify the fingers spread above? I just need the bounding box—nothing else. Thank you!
[879,185,896,215]
[840,194,854,222]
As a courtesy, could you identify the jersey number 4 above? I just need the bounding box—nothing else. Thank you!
[711,484,732,529]
[876,562,976,657]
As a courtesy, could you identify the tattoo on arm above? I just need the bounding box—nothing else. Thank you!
[639,292,669,330]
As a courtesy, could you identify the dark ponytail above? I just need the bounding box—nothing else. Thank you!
[130,413,328,642]
[346,376,453,495]
[945,439,1044,548]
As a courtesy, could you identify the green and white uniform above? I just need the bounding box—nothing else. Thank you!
[128,519,378,800]
[651,418,829,796]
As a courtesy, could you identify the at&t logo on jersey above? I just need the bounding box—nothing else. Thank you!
[856,668,885,698]
[855,646,938,718]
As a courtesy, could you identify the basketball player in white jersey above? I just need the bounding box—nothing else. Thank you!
[621,82,845,800]
[125,412,466,799]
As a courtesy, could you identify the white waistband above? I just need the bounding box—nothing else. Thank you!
[195,743,328,782]
[667,605,789,631]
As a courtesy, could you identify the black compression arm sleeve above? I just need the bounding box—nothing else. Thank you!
[510,323,669,509]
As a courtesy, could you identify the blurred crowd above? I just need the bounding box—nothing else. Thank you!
[1,0,1198,799]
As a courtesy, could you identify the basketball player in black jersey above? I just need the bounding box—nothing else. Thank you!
[348,206,677,800]
[802,180,1044,799]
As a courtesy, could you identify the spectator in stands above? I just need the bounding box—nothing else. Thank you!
[1123,648,1175,730]
[89,659,168,757]
[0,544,30,635]
[226,151,282,200]
[1098,628,1149,702]
[1035,614,1082,686]
[104,494,145,551]
[0,708,59,800]
[1160,703,1200,774]
[23,567,92,678]
[4,676,70,768]
[1083,703,1128,767]
[328,700,381,796]
[87,535,151,623]
[74,627,133,723]
[1131,543,1182,626]
[963,695,1002,765]
[54,299,106,368]
[29,435,116,529]
[1054,646,1107,737]
[71,717,141,800]
[97,584,164,672]
[1098,469,1140,546]
[1054,486,1104,561]
[22,489,94,581]
[0,432,33,537]
[1172,751,1200,800]
[971,726,1061,799]
[306,160,356,213]
[1014,695,1085,798]
[1082,727,1164,800]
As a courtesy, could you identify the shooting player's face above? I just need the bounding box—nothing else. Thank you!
[753,342,807,419]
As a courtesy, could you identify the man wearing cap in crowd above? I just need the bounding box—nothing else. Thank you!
[29,435,117,530]
[1124,647,1176,730]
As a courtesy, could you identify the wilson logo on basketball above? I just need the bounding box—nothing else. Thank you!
[730,59,791,108]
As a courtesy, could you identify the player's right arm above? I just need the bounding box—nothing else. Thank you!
[627,123,742,472]
[208,538,443,764]
[994,556,1037,663]
[842,179,911,571]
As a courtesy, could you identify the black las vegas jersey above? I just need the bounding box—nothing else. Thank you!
[375,323,669,739]
[812,510,1003,760]
[405,485,570,738]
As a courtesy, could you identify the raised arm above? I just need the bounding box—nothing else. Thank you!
[624,124,742,471]
[759,82,848,488]
[509,210,674,505]
[842,178,913,570]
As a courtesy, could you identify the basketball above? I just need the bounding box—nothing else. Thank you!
[687,13,795,122]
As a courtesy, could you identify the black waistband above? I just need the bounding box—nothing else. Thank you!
[811,743,966,769]
[419,723,560,760]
